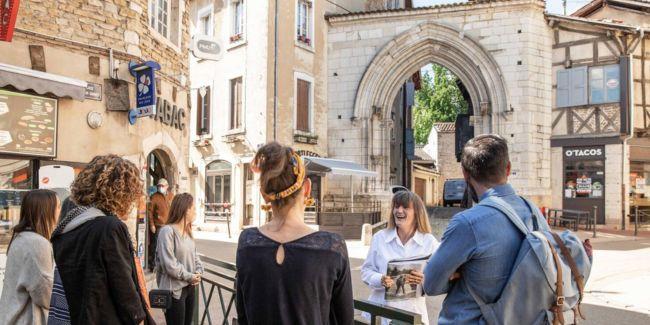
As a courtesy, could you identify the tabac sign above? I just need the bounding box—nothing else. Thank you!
[128,61,160,125]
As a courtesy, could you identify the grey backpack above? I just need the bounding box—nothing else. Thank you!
[467,196,592,325]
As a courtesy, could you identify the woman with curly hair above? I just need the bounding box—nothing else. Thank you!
[51,154,155,324]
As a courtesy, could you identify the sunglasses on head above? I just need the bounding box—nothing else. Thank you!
[390,186,409,194]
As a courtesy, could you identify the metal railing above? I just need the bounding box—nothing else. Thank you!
[631,205,650,237]
[193,255,423,325]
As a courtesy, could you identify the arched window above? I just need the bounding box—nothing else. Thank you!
[205,161,232,221]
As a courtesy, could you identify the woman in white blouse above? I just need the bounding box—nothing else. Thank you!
[361,190,439,324]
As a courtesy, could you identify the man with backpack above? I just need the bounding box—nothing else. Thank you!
[423,134,592,325]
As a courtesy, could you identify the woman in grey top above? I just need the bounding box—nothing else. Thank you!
[0,189,60,325]
[156,192,203,325]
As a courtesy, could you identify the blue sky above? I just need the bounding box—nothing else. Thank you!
[412,0,592,15]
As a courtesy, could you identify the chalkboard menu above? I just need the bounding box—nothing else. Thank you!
[0,89,57,157]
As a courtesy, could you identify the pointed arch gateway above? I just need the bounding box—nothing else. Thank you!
[352,22,509,191]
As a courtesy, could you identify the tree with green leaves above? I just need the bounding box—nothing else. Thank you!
[413,64,468,144]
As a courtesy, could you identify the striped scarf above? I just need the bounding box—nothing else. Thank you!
[47,267,71,324]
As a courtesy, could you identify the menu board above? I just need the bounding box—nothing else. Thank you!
[576,177,592,195]
[0,89,57,157]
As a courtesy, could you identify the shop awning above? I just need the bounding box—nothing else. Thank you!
[0,63,87,100]
[304,157,377,177]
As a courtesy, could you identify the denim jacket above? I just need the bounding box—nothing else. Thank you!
[423,184,550,324]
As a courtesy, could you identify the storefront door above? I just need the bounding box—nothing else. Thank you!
[563,146,606,224]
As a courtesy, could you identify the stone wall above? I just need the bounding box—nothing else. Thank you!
[436,131,463,205]
[326,0,553,204]
[15,0,189,86]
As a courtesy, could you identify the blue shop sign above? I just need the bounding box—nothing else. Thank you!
[128,61,160,124]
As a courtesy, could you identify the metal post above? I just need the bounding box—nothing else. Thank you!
[635,205,639,237]
[592,205,597,238]
[193,284,199,325]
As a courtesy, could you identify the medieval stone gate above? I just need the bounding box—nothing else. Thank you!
[325,0,553,206]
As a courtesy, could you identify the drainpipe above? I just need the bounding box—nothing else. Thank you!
[273,0,279,141]
[620,28,643,230]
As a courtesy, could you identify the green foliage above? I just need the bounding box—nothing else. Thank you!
[413,64,468,144]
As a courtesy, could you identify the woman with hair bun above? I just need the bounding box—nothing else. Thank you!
[235,142,354,324]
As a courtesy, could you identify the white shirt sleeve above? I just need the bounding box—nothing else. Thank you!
[361,234,385,290]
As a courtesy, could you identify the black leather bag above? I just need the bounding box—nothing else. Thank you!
[149,288,173,309]
[149,228,175,309]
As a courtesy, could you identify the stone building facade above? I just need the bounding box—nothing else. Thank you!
[187,0,334,233]
[425,123,464,206]
[547,0,650,229]
[0,0,191,255]
[326,0,553,207]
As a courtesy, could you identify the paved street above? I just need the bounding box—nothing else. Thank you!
[193,230,650,325]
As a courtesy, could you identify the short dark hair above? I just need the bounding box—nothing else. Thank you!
[461,134,509,185]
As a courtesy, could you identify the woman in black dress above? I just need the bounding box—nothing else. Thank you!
[235,142,354,325]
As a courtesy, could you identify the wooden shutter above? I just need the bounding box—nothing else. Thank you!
[204,86,211,133]
[230,78,242,129]
[297,79,310,132]
[235,78,242,129]
[570,66,588,106]
[556,69,569,108]
[196,89,203,135]
[414,178,426,201]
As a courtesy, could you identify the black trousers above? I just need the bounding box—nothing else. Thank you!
[148,227,159,271]
[165,285,196,325]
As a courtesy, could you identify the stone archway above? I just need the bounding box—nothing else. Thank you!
[353,22,508,191]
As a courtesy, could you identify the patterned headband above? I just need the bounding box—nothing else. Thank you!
[258,151,306,203]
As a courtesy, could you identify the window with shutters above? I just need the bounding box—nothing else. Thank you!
[589,65,620,104]
[149,0,181,47]
[196,86,211,136]
[296,78,311,132]
[556,67,587,108]
[296,0,313,46]
[230,77,243,130]
[197,5,213,36]
[230,0,245,42]
[557,65,621,108]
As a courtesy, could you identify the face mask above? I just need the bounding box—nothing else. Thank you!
[159,187,167,194]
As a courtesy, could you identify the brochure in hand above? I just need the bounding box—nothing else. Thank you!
[384,254,431,301]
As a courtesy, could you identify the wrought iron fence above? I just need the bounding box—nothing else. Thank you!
[193,255,423,325]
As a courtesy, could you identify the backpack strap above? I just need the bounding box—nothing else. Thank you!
[550,232,587,322]
[479,196,531,235]
[544,235,566,325]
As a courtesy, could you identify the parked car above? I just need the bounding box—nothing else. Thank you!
[443,179,467,207]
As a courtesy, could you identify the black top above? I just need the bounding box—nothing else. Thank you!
[52,215,152,325]
[235,228,354,325]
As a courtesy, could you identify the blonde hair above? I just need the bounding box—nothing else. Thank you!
[71,154,143,218]
[387,191,432,234]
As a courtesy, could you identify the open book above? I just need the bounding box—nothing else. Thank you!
[384,254,431,301]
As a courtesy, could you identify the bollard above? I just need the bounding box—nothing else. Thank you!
[361,223,373,246]
[635,205,639,237]
[592,206,597,238]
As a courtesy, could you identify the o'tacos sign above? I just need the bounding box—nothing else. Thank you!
[564,146,604,160]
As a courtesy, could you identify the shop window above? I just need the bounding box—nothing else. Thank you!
[149,0,181,46]
[230,77,243,130]
[205,161,232,221]
[556,66,587,108]
[296,78,312,132]
[196,86,211,136]
[589,65,620,104]
[564,160,605,199]
[630,162,650,205]
[1,159,33,249]
[231,0,245,42]
[296,0,313,46]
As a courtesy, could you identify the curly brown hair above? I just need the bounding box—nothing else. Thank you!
[71,154,143,218]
